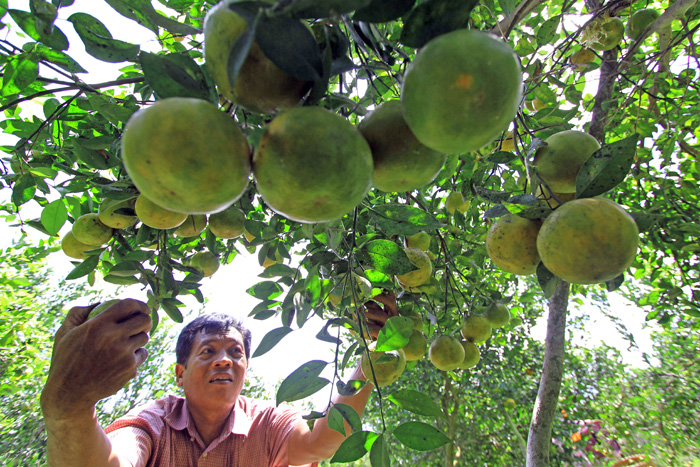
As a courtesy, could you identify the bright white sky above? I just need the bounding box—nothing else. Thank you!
[1,0,660,410]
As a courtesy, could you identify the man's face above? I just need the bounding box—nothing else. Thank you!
[175,328,248,411]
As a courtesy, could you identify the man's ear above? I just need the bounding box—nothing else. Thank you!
[175,363,184,387]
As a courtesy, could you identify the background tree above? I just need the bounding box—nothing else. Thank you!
[1,0,699,466]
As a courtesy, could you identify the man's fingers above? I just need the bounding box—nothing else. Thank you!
[134,347,148,368]
[372,291,399,316]
[119,312,153,338]
[128,331,150,350]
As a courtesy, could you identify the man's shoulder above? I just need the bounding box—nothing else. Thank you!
[105,394,185,434]
[237,395,303,429]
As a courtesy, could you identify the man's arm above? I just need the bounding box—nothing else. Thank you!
[40,299,152,467]
[287,365,374,465]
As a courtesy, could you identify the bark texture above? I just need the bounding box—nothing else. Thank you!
[526,281,570,467]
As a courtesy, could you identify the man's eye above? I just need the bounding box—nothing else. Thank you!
[201,348,212,354]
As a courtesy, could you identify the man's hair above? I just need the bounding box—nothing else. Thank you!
[175,313,252,366]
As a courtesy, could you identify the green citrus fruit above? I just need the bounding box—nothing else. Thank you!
[61,231,94,260]
[98,198,137,229]
[532,130,600,193]
[72,213,113,246]
[460,315,492,344]
[537,198,639,284]
[459,340,480,369]
[396,247,432,288]
[626,9,660,40]
[88,299,121,319]
[204,0,311,114]
[361,342,406,387]
[429,335,465,371]
[358,100,446,192]
[570,48,596,67]
[401,29,522,154]
[406,231,431,251]
[504,398,516,409]
[135,194,187,230]
[501,131,515,151]
[122,97,251,215]
[174,215,207,237]
[208,205,245,239]
[189,251,220,277]
[486,214,541,275]
[253,106,373,223]
[589,17,624,51]
[402,329,427,361]
[484,303,511,328]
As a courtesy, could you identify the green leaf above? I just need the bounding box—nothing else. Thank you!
[375,316,414,351]
[605,273,624,292]
[65,254,101,280]
[336,378,367,397]
[139,51,213,100]
[68,12,140,62]
[225,5,259,92]
[254,15,323,82]
[150,10,200,35]
[71,138,115,170]
[365,240,416,276]
[400,0,479,48]
[258,263,296,278]
[276,360,330,405]
[369,433,390,467]
[85,94,136,125]
[576,134,639,198]
[330,431,379,463]
[536,15,560,45]
[252,326,293,358]
[161,298,184,322]
[328,405,347,436]
[104,0,159,34]
[11,174,36,206]
[8,9,69,50]
[369,204,443,236]
[40,199,67,236]
[536,262,559,298]
[353,0,415,22]
[392,421,451,451]
[284,0,371,19]
[1,55,38,96]
[332,403,362,433]
[387,389,446,418]
[246,281,283,300]
[31,43,86,73]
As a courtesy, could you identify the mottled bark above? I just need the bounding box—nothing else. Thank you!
[526,281,570,467]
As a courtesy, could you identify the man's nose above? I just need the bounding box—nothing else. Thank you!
[213,351,233,366]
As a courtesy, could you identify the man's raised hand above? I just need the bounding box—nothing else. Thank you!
[41,298,152,419]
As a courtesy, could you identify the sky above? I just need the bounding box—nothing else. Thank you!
[1,0,661,410]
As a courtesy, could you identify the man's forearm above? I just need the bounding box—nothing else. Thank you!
[42,403,125,467]
[310,366,374,459]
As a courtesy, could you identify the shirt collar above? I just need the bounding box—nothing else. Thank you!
[163,395,253,438]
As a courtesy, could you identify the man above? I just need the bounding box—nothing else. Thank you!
[40,298,373,466]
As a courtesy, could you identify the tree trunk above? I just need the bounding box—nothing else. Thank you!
[442,374,456,467]
[526,281,570,467]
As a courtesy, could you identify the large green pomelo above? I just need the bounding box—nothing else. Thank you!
[121,97,251,215]
[537,198,639,284]
[253,106,373,223]
[61,231,94,260]
[532,130,600,193]
[401,29,523,154]
[626,9,660,40]
[209,205,246,239]
[361,342,406,387]
[358,100,446,192]
[204,0,311,114]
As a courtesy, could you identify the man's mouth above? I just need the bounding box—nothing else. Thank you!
[209,375,233,384]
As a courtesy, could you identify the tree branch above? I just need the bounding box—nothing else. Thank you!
[490,0,549,39]
[526,280,570,467]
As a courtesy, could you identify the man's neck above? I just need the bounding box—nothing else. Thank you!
[187,400,236,446]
